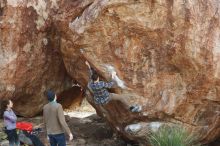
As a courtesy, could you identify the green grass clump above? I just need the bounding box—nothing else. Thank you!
[147,125,201,146]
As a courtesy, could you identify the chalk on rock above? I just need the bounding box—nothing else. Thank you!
[125,123,142,134]
[69,16,79,28]
[104,64,126,89]
[80,48,85,53]
[42,38,48,45]
[116,126,120,131]
[149,122,162,132]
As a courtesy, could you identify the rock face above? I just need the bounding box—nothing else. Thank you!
[0,0,73,117]
[1,0,220,144]
[67,0,220,144]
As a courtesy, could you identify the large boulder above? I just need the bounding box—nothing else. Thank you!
[66,0,220,144]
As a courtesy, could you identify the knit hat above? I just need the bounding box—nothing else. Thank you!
[46,90,55,102]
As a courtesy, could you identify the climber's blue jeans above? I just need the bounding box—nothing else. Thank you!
[48,133,66,146]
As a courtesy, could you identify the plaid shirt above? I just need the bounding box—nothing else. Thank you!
[87,67,115,104]
[89,81,114,104]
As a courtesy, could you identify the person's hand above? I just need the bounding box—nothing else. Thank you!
[85,61,90,68]
[69,133,73,141]
[111,71,116,79]
[80,48,84,53]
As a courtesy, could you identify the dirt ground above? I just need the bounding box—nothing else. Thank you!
[0,112,128,146]
[0,112,219,146]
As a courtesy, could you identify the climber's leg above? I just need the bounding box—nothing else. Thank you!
[109,93,142,112]
[109,93,130,107]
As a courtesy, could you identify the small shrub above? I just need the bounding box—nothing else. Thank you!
[147,125,201,146]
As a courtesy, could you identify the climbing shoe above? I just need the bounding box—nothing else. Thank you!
[129,105,142,112]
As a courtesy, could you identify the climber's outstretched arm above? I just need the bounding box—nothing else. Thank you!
[85,61,94,80]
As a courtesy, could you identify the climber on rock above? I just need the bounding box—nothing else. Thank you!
[85,61,142,112]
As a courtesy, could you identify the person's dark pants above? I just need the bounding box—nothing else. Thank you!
[5,129,20,146]
[48,133,66,146]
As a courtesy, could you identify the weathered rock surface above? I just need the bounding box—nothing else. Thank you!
[0,0,74,117]
[1,0,220,144]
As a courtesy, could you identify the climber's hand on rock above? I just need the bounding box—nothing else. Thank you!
[85,61,90,68]
[80,48,84,53]
[111,71,116,79]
